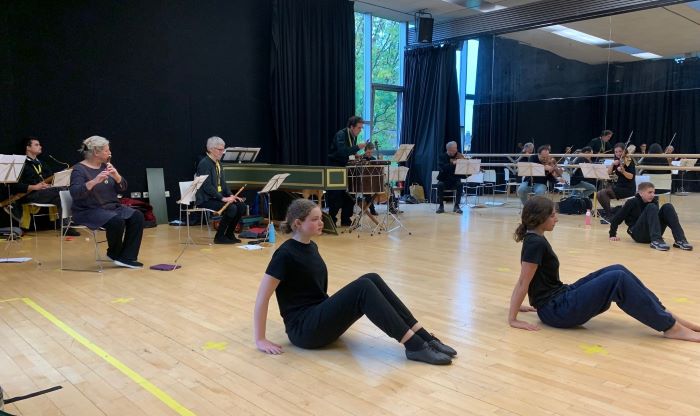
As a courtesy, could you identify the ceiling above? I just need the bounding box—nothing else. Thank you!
[354,1,700,64]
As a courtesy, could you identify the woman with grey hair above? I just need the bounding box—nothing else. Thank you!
[69,136,144,268]
[196,136,247,244]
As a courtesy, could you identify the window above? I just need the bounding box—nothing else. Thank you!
[354,13,406,150]
[456,39,479,151]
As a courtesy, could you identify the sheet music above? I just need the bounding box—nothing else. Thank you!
[223,147,261,162]
[455,159,481,175]
[260,173,290,193]
[392,144,414,162]
[579,163,610,179]
[516,162,545,177]
[178,174,209,205]
[0,155,27,183]
[51,169,73,187]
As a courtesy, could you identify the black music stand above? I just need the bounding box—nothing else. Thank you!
[259,173,289,243]
[222,147,261,163]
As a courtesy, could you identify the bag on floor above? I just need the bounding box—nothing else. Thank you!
[409,183,425,202]
[558,196,592,215]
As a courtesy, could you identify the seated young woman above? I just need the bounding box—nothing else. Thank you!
[508,196,700,342]
[254,199,457,364]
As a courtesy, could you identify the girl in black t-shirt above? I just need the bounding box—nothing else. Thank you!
[508,196,700,342]
[253,199,457,364]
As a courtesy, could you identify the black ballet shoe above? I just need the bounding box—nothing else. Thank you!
[405,342,452,365]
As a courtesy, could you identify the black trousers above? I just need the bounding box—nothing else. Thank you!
[286,273,418,349]
[628,203,686,243]
[436,179,463,206]
[199,199,247,239]
[103,210,144,261]
[327,190,354,224]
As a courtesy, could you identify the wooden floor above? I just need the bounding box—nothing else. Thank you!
[2,194,700,416]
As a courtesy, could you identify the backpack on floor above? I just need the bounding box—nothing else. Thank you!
[558,196,592,215]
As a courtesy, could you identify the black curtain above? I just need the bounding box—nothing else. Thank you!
[270,0,354,165]
[400,44,460,192]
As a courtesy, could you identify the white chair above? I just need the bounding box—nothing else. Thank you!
[59,190,106,272]
[177,180,218,244]
[23,202,58,235]
[464,172,485,208]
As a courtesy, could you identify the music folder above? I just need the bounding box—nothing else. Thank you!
[51,169,73,187]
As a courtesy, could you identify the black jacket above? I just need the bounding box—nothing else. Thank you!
[437,153,465,182]
[195,155,231,205]
[13,156,55,194]
[586,137,608,154]
[609,194,659,237]
[328,128,360,166]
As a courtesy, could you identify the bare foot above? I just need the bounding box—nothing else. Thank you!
[664,323,700,342]
[672,315,700,332]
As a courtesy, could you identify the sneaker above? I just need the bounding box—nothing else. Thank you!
[114,259,143,269]
[428,336,457,357]
[435,206,445,214]
[599,217,610,225]
[650,240,670,251]
[405,342,452,365]
[673,240,693,251]
[453,206,463,214]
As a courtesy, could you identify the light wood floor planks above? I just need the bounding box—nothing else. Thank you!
[1,194,699,415]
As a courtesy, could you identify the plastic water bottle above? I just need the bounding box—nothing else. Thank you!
[585,209,592,226]
[268,223,276,243]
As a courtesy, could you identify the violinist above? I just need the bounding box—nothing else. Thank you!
[596,142,635,222]
[435,141,464,214]
[516,145,565,205]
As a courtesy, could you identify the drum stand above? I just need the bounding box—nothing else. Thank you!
[346,163,382,236]
[380,165,411,235]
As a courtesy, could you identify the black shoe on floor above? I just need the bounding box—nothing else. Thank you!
[436,206,445,214]
[214,236,237,244]
[405,342,452,365]
[650,239,670,251]
[114,259,143,269]
[227,235,242,244]
[64,228,81,237]
[673,240,693,251]
[453,206,463,214]
[428,337,457,357]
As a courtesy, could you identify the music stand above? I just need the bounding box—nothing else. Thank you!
[381,164,411,235]
[676,159,697,196]
[392,144,414,163]
[259,173,290,243]
[51,169,72,187]
[176,174,210,246]
[222,147,261,163]
[580,163,610,217]
[0,155,28,245]
[457,159,484,208]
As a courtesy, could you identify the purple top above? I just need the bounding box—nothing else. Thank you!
[69,163,136,229]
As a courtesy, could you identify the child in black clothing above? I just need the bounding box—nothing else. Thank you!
[608,182,692,251]
[253,199,457,364]
[509,196,700,342]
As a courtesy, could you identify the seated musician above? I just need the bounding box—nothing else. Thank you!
[196,136,247,244]
[516,145,564,205]
[639,143,672,175]
[435,141,464,214]
[569,146,596,199]
[327,116,366,226]
[639,143,647,154]
[587,129,613,154]
[609,182,692,251]
[596,142,636,222]
[70,136,144,268]
[360,142,379,216]
[12,136,79,236]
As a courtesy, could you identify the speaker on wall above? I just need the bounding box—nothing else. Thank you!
[417,17,433,43]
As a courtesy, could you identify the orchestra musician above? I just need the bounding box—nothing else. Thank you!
[328,116,366,226]
[516,145,565,205]
[586,130,613,154]
[435,141,464,214]
[11,136,80,235]
[569,146,596,199]
[69,136,144,269]
[196,136,247,244]
[596,142,635,222]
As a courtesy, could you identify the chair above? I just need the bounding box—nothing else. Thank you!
[492,168,520,204]
[58,190,106,272]
[481,169,503,206]
[464,172,485,208]
[430,171,455,207]
[22,202,58,235]
[177,180,218,244]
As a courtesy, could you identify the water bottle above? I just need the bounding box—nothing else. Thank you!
[585,209,592,226]
[267,223,276,243]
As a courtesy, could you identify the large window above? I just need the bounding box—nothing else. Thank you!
[457,39,479,151]
[354,13,406,150]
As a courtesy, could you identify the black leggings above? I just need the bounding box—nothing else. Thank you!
[286,273,418,349]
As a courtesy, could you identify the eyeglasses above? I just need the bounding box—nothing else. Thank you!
[214,147,226,152]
